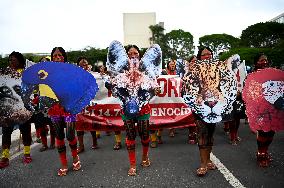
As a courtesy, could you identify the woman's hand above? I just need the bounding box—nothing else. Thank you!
[154,87,161,95]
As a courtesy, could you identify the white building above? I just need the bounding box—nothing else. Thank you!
[269,12,284,24]
[123,12,156,48]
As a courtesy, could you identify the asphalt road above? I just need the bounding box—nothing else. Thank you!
[0,119,283,188]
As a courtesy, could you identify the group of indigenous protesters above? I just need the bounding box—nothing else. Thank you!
[0,41,283,178]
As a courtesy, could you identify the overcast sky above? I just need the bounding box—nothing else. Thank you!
[0,0,283,55]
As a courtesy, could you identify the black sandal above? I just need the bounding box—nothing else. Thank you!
[113,143,122,150]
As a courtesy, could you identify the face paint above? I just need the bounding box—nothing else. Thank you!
[52,48,65,62]
[201,49,212,60]
[127,47,140,59]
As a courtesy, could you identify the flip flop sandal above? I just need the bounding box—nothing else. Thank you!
[196,167,208,177]
[128,167,136,176]
[57,168,68,176]
[73,156,81,171]
[141,157,151,167]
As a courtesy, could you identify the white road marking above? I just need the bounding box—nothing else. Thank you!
[5,126,245,188]
[211,153,246,188]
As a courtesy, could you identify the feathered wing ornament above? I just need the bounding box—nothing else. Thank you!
[0,70,32,127]
[226,54,247,92]
[176,59,185,78]
[140,44,162,79]
[243,68,284,132]
[226,54,241,71]
[225,54,247,119]
[106,40,161,118]
[107,40,128,77]
[22,62,99,114]
[182,59,237,123]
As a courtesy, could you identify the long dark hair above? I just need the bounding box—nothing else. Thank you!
[166,59,176,70]
[254,52,270,71]
[76,56,87,65]
[188,55,196,63]
[197,47,213,60]
[51,47,67,62]
[125,44,141,59]
[8,51,25,69]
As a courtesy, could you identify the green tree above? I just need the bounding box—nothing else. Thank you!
[149,24,168,66]
[67,46,108,70]
[219,47,284,68]
[0,55,8,68]
[149,24,165,45]
[240,22,284,48]
[219,47,260,66]
[199,34,240,57]
[165,29,194,60]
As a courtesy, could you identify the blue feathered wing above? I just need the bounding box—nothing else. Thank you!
[22,62,99,114]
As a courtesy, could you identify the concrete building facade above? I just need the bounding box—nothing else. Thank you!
[123,12,156,48]
[269,12,284,24]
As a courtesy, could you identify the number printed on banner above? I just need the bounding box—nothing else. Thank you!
[98,109,121,117]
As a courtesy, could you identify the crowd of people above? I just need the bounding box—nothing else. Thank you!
[0,42,282,178]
